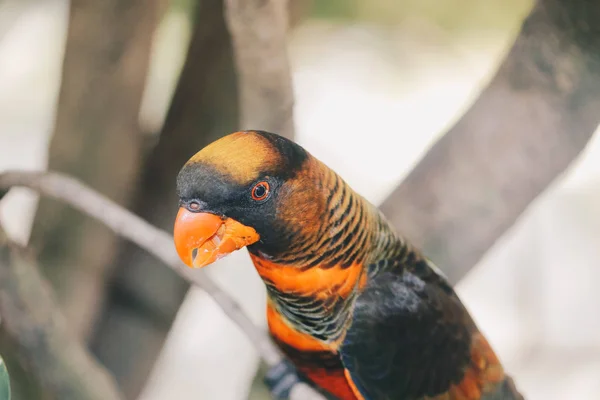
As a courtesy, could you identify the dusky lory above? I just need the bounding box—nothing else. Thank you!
[173,130,523,400]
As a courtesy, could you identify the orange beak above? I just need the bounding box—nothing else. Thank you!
[173,208,260,268]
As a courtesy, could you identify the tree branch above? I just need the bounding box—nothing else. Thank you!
[29,0,160,340]
[224,0,295,139]
[0,171,325,400]
[93,0,312,395]
[0,224,123,400]
[90,0,240,392]
[380,0,600,284]
[222,1,324,397]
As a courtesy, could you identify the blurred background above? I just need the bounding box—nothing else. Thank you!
[1,0,599,399]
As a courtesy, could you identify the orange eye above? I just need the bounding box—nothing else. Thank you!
[251,181,270,201]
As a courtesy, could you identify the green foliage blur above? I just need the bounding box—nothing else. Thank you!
[169,0,531,37]
[312,0,529,31]
[0,355,10,400]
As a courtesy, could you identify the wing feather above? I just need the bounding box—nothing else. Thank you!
[340,268,516,400]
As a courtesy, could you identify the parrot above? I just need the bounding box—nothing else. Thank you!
[172,130,523,400]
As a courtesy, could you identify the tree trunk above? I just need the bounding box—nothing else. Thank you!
[0,227,124,400]
[89,0,239,396]
[380,0,600,285]
[29,0,159,341]
[224,0,296,138]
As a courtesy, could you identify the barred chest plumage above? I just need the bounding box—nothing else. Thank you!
[247,160,411,346]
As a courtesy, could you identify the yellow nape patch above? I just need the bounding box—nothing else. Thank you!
[188,131,281,184]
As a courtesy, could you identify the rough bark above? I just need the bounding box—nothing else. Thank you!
[29,0,158,339]
[89,0,239,396]
[380,0,600,284]
[0,226,123,400]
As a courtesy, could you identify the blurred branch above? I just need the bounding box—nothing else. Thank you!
[90,0,239,394]
[92,0,313,395]
[29,0,160,339]
[0,224,123,400]
[222,1,317,397]
[0,171,270,358]
[380,0,600,284]
[224,0,295,139]
[0,171,326,400]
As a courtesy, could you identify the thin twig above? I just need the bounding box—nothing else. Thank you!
[0,225,124,400]
[224,0,295,139]
[0,170,326,400]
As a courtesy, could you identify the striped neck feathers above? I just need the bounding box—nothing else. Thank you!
[249,156,388,291]
[248,156,406,342]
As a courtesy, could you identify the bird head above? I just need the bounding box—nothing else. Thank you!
[173,130,326,268]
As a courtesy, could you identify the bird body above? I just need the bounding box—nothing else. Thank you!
[173,131,522,400]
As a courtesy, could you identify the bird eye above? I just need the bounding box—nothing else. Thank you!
[251,181,270,201]
[188,200,201,211]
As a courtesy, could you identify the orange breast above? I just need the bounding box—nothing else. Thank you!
[266,302,359,399]
[266,301,332,352]
[252,254,367,399]
[251,254,366,298]
[302,367,360,400]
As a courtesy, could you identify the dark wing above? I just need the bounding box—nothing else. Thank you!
[340,268,512,400]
